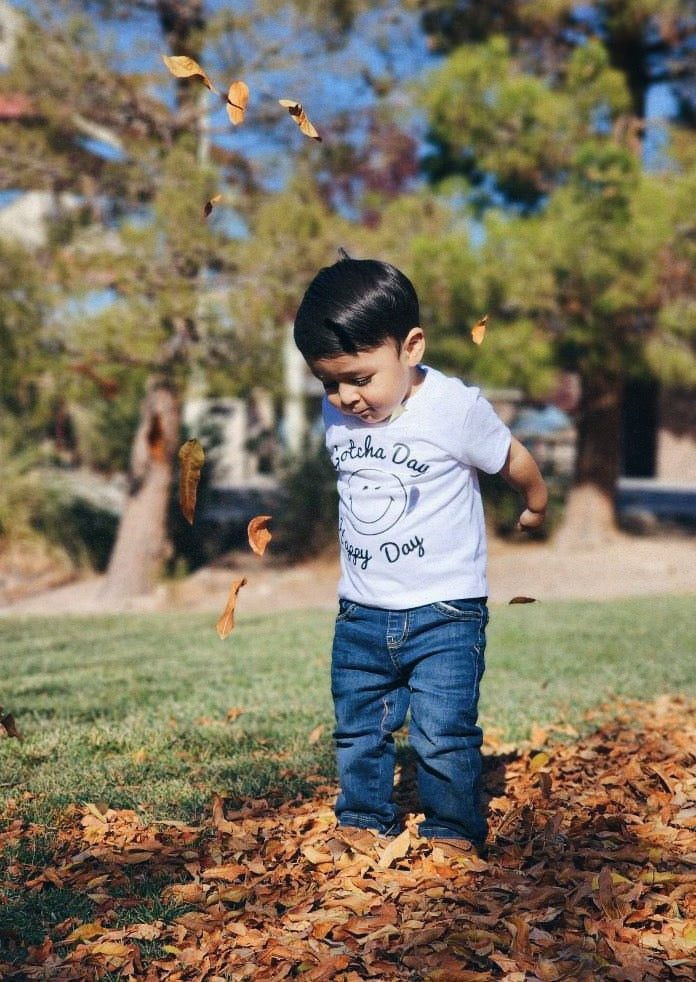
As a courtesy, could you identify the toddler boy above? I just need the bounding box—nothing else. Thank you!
[293,253,548,855]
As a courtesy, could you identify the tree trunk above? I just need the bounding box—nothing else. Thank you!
[554,368,623,549]
[100,376,181,602]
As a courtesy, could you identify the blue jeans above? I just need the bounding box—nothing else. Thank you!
[330,598,488,848]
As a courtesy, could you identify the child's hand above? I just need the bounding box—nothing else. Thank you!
[518,506,546,531]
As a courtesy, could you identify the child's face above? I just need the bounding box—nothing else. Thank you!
[310,328,425,424]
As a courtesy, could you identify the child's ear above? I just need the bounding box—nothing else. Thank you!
[403,327,426,365]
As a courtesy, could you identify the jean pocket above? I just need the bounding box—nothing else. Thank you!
[336,601,359,623]
[432,599,488,621]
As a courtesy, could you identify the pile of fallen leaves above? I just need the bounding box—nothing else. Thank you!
[1,696,694,981]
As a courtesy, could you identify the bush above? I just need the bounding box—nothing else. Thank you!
[275,443,338,560]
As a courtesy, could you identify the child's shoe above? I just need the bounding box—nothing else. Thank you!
[430,837,488,864]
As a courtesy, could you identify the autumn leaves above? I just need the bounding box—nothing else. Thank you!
[178,438,272,639]
[162,55,321,142]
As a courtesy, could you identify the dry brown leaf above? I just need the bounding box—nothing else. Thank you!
[471,314,488,345]
[509,596,537,604]
[278,99,322,140]
[4,695,695,982]
[226,80,249,125]
[215,576,247,639]
[203,193,222,218]
[308,724,325,745]
[377,828,411,868]
[162,54,218,93]
[0,709,23,742]
[248,514,272,556]
[178,438,205,524]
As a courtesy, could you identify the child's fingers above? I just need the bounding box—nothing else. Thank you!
[518,507,546,531]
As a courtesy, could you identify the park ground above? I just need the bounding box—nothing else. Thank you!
[1,529,694,980]
[1,529,694,616]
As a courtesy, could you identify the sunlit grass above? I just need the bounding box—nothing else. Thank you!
[1,595,693,825]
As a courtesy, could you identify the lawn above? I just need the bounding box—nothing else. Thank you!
[1,596,694,980]
[1,595,693,824]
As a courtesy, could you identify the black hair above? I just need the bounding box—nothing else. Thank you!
[293,250,420,362]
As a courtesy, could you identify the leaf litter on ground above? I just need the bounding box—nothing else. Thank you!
[1,695,694,980]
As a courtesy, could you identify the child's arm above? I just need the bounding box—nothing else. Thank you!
[498,437,549,531]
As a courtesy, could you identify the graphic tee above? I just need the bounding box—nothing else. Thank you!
[323,366,511,609]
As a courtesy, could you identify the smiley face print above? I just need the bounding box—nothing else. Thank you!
[343,468,408,536]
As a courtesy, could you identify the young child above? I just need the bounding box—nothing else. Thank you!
[293,253,548,856]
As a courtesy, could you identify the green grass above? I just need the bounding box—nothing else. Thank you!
[0,596,693,966]
[1,595,694,827]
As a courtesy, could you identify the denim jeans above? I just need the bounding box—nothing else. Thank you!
[330,598,488,848]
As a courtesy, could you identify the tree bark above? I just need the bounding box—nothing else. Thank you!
[554,368,623,549]
[100,377,181,602]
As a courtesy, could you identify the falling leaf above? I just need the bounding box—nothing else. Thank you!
[203,193,222,218]
[0,710,23,742]
[471,314,488,345]
[308,724,324,745]
[247,514,273,556]
[215,577,247,639]
[178,439,205,524]
[162,54,218,94]
[509,596,537,604]
[278,99,322,140]
[226,80,249,125]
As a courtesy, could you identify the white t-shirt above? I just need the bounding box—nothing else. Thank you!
[323,365,511,609]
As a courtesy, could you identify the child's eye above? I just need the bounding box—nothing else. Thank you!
[354,377,372,387]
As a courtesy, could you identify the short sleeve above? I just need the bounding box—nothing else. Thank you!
[457,387,511,474]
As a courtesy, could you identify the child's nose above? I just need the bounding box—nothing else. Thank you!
[338,383,360,408]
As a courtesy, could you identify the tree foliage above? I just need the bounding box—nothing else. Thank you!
[412,1,696,512]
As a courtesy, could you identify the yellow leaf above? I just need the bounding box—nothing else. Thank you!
[308,723,324,744]
[226,80,249,125]
[178,439,205,524]
[278,98,322,140]
[162,54,218,93]
[215,577,248,639]
[247,514,272,556]
[65,921,106,944]
[471,314,487,345]
[529,751,550,771]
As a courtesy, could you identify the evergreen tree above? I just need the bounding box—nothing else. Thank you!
[414,2,696,538]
